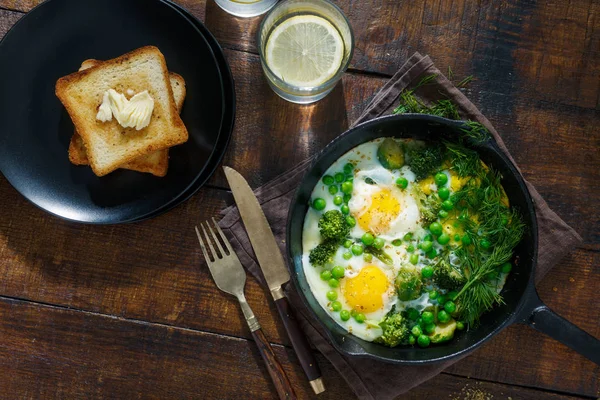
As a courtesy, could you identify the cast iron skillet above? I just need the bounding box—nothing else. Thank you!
[287,114,600,365]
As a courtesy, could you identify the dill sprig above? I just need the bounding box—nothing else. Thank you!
[450,165,526,326]
[392,74,492,145]
[444,141,484,178]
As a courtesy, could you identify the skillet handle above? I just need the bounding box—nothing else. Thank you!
[519,287,600,365]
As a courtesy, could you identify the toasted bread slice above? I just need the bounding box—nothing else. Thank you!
[56,46,188,177]
[68,59,186,177]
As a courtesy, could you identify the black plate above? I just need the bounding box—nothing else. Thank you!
[287,114,599,365]
[0,0,227,224]
[133,1,236,221]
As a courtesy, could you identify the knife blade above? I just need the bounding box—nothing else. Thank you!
[223,166,325,395]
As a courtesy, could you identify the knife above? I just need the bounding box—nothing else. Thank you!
[224,166,325,395]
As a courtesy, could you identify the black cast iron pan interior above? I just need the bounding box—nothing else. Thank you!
[287,114,600,365]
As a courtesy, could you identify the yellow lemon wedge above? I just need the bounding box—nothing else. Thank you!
[265,15,344,88]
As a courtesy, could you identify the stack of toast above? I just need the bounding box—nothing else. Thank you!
[56,46,188,177]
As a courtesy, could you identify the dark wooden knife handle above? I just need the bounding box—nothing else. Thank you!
[275,297,323,386]
[251,328,297,400]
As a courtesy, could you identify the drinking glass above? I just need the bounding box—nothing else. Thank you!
[258,0,354,104]
[214,0,278,18]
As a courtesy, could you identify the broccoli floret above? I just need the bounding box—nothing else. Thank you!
[433,258,466,290]
[318,210,350,241]
[374,307,410,347]
[308,240,338,267]
[406,143,444,181]
[395,266,423,301]
[412,185,441,224]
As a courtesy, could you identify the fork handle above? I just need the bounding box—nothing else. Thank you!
[251,328,297,400]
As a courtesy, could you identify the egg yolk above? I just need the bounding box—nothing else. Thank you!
[356,189,400,234]
[342,266,389,314]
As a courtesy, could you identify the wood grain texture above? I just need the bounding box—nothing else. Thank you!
[1,297,587,400]
[0,1,599,399]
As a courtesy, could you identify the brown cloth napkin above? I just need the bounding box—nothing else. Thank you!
[218,52,582,399]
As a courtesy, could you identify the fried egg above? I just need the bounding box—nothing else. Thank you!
[348,168,421,240]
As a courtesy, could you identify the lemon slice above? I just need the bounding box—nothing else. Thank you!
[265,15,344,88]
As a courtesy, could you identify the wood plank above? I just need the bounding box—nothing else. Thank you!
[0,297,588,400]
[2,0,598,110]
[1,172,598,397]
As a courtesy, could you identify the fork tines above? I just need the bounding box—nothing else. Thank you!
[195,217,231,263]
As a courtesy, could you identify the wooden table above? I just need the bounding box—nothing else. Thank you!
[0,1,598,398]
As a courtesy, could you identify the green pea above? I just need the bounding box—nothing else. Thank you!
[435,172,448,186]
[417,334,431,347]
[409,335,416,345]
[361,232,375,246]
[441,200,454,211]
[341,204,350,215]
[480,238,491,250]
[407,245,415,253]
[328,278,340,288]
[429,222,443,236]
[421,266,434,279]
[322,175,334,185]
[396,177,408,189]
[363,253,373,262]
[392,239,402,246]
[328,185,338,195]
[437,233,450,245]
[342,252,352,260]
[438,187,450,200]
[335,172,345,183]
[326,291,338,301]
[410,254,419,265]
[333,195,343,206]
[346,216,356,227]
[456,321,465,330]
[486,271,498,281]
[423,234,433,242]
[350,309,357,318]
[421,311,434,324]
[312,198,326,210]
[411,325,422,337]
[343,163,354,176]
[403,232,413,241]
[428,290,438,300]
[339,310,351,321]
[447,291,458,301]
[420,240,433,252]
[417,317,427,329]
[351,244,364,256]
[331,301,342,312]
[437,295,446,305]
[332,266,345,279]
[454,234,461,242]
[424,323,436,335]
[343,239,352,248]
[501,262,512,273]
[461,234,472,245]
[426,248,437,259]
[355,313,366,323]
[343,193,352,203]
[341,181,353,194]
[320,270,332,281]
[373,238,385,250]
[406,308,420,321]
[444,301,456,314]
[438,209,449,219]
[437,310,451,323]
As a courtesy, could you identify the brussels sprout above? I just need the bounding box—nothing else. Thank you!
[428,320,457,343]
[395,266,423,301]
[377,138,405,170]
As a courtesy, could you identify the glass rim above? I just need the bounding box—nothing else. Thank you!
[257,0,355,93]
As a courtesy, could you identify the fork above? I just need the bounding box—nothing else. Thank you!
[195,219,297,400]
